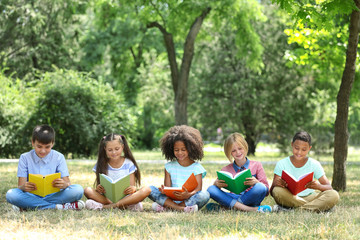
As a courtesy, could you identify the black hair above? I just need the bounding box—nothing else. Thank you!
[95,133,141,186]
[159,125,204,161]
[292,131,312,146]
[32,125,55,144]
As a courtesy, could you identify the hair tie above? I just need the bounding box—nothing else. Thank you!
[103,136,106,140]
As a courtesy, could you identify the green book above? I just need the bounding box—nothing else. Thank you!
[216,169,252,194]
[100,173,131,203]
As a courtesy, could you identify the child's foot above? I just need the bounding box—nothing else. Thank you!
[127,202,143,212]
[57,200,85,210]
[257,205,272,213]
[273,204,293,212]
[85,199,103,210]
[206,203,221,212]
[12,205,25,212]
[152,202,165,212]
[184,205,198,213]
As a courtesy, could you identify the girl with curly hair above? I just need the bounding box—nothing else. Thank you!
[149,125,210,212]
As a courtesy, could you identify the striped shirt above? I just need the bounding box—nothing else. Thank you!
[165,161,206,188]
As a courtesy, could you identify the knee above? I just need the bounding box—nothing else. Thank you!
[149,185,160,199]
[325,190,340,205]
[253,182,268,194]
[207,185,219,197]
[6,188,22,203]
[139,186,152,196]
[84,187,93,198]
[69,184,84,197]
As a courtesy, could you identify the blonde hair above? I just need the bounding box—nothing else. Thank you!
[224,133,248,162]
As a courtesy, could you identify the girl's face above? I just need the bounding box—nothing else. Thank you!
[105,140,124,161]
[174,141,189,162]
[231,142,246,163]
[291,140,311,161]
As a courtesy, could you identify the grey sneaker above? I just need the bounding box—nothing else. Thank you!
[273,204,293,212]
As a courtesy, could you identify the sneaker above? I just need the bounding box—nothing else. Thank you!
[152,202,165,212]
[60,200,85,210]
[273,204,292,212]
[127,202,143,212]
[12,205,20,212]
[257,205,272,213]
[85,199,103,210]
[184,205,198,213]
[206,203,221,212]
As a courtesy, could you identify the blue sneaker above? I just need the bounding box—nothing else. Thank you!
[206,203,221,211]
[257,205,272,213]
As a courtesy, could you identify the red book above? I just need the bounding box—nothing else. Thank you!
[281,170,314,195]
[162,173,198,201]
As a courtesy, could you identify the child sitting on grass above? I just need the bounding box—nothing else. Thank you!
[6,125,84,211]
[270,131,340,212]
[148,125,210,212]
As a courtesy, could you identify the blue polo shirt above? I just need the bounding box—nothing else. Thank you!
[17,149,69,179]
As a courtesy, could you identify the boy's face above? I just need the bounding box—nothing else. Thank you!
[291,140,312,161]
[32,140,54,159]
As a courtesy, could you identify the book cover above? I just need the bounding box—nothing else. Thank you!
[216,169,252,194]
[100,173,131,203]
[29,172,61,197]
[162,173,198,201]
[281,170,314,195]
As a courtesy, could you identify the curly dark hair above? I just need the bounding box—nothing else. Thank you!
[160,125,204,161]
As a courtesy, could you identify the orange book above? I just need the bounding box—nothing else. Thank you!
[162,173,198,201]
[281,170,314,195]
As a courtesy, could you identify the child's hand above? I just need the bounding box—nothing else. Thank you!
[244,177,259,186]
[273,177,287,188]
[124,186,136,195]
[52,178,70,189]
[215,179,228,188]
[159,185,165,194]
[173,186,191,200]
[305,180,319,190]
[96,184,106,194]
[23,181,37,192]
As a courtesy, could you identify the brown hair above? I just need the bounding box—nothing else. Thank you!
[159,125,204,161]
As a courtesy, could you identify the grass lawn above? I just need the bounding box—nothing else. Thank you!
[1,149,360,239]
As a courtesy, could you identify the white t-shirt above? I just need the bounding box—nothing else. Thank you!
[93,158,137,181]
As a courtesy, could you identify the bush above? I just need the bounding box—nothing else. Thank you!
[19,68,136,158]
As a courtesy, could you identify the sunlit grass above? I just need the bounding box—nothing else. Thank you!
[1,149,360,239]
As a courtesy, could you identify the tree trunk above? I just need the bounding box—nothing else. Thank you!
[332,0,360,191]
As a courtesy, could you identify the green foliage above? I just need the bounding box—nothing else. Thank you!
[0,0,86,79]
[23,68,136,157]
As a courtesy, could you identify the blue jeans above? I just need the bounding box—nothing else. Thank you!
[207,182,268,208]
[6,184,84,210]
[149,186,210,209]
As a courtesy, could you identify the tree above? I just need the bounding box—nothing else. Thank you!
[272,0,359,191]
[82,0,264,125]
[0,0,86,79]
[190,3,314,154]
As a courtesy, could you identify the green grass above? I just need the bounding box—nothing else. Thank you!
[1,150,360,239]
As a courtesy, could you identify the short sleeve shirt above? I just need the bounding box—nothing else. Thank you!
[274,156,325,196]
[92,158,137,181]
[165,161,206,188]
[17,149,69,179]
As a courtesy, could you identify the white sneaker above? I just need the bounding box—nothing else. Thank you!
[59,200,85,210]
[127,202,143,212]
[184,205,198,213]
[152,202,165,212]
[12,205,20,212]
[85,199,103,210]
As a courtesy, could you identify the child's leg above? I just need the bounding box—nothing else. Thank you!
[84,187,112,204]
[239,182,268,206]
[207,185,239,208]
[44,184,84,204]
[108,186,151,209]
[6,188,56,210]
[148,186,168,206]
[300,190,340,212]
[184,190,210,209]
[272,186,307,208]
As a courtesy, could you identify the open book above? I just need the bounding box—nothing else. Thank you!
[217,169,252,194]
[100,173,131,203]
[29,173,61,197]
[162,173,198,201]
[281,170,314,195]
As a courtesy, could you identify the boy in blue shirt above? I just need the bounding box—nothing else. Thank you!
[6,125,84,211]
